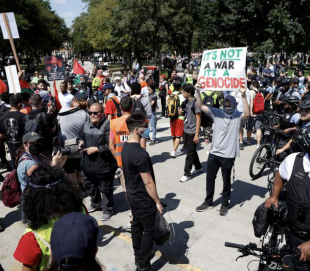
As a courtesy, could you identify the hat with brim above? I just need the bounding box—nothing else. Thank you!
[22,132,44,144]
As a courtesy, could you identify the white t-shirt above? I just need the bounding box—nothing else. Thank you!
[114,83,131,98]
[58,92,74,108]
[279,152,310,180]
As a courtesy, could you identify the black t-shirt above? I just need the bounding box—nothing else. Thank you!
[0,111,26,158]
[150,94,157,112]
[122,142,156,208]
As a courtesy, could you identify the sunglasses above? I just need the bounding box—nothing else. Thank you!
[88,111,102,116]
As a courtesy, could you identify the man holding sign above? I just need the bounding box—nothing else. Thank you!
[195,84,250,216]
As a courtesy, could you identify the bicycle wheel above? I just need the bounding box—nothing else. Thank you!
[249,144,270,179]
[267,167,276,195]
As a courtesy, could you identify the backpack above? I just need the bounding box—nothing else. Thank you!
[167,94,180,118]
[253,92,265,115]
[202,92,215,107]
[1,158,30,208]
[110,97,122,118]
[131,96,147,116]
[25,112,48,136]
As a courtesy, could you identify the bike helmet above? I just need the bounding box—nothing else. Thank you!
[282,95,300,105]
[293,129,310,150]
[281,77,291,85]
[299,99,310,109]
[293,78,300,84]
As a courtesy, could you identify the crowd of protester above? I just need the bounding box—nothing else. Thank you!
[1,55,310,271]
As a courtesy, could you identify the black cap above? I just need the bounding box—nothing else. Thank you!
[51,212,99,268]
[22,132,44,144]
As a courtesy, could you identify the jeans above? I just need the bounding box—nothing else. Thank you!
[98,90,104,102]
[82,171,115,213]
[150,111,156,140]
[131,205,157,269]
[184,133,202,177]
[205,153,235,206]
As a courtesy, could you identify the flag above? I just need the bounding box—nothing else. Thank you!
[53,81,62,111]
[73,59,85,75]
[0,79,7,95]
[19,79,34,95]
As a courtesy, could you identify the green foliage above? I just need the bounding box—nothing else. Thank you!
[0,0,69,57]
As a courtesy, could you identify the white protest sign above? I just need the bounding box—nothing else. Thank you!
[5,65,21,94]
[198,47,247,91]
[0,13,19,39]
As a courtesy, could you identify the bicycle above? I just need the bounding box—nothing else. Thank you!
[226,204,300,271]
[249,125,286,180]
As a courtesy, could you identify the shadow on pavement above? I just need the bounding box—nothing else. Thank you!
[1,209,21,229]
[161,193,181,212]
[97,225,126,247]
[153,220,194,269]
[213,179,268,209]
[151,152,171,165]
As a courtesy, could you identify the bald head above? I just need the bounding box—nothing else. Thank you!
[89,103,104,124]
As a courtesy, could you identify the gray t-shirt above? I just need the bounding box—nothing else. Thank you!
[207,107,243,158]
[57,108,89,158]
[184,99,201,134]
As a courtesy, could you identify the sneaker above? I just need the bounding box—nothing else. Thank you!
[219,205,228,216]
[87,205,102,213]
[196,201,214,212]
[257,144,260,149]
[170,150,181,158]
[149,140,157,146]
[101,211,113,221]
[205,139,210,144]
[239,142,244,150]
[191,168,203,175]
[170,151,176,157]
[180,175,191,183]
[176,149,182,156]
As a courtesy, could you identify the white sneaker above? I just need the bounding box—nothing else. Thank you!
[170,151,176,157]
[176,149,182,156]
[257,145,260,149]
[180,175,191,183]
[191,168,203,175]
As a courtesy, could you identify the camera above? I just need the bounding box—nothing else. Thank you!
[53,138,80,156]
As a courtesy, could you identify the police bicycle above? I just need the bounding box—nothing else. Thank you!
[226,203,301,271]
[249,115,286,183]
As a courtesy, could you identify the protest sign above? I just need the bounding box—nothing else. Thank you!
[0,13,21,71]
[198,47,247,91]
[5,65,21,94]
[44,55,65,81]
[0,12,19,39]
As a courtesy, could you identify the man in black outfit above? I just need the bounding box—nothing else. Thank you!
[122,113,163,271]
[0,94,25,168]
[78,103,117,221]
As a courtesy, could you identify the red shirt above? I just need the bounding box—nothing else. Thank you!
[104,97,119,120]
[14,232,42,266]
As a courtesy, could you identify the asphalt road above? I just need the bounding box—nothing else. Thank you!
[0,62,270,271]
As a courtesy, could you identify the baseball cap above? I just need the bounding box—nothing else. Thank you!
[101,83,114,90]
[114,76,121,80]
[51,212,99,268]
[22,132,44,144]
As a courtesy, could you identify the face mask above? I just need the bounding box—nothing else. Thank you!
[224,106,235,115]
[29,144,42,156]
[141,128,151,138]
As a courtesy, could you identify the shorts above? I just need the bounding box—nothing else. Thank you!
[170,118,184,137]
[247,115,263,131]
[63,157,81,174]
[240,118,248,129]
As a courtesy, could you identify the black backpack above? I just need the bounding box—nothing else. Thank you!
[202,92,215,107]
[110,98,122,118]
[25,112,48,136]
[131,96,147,116]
